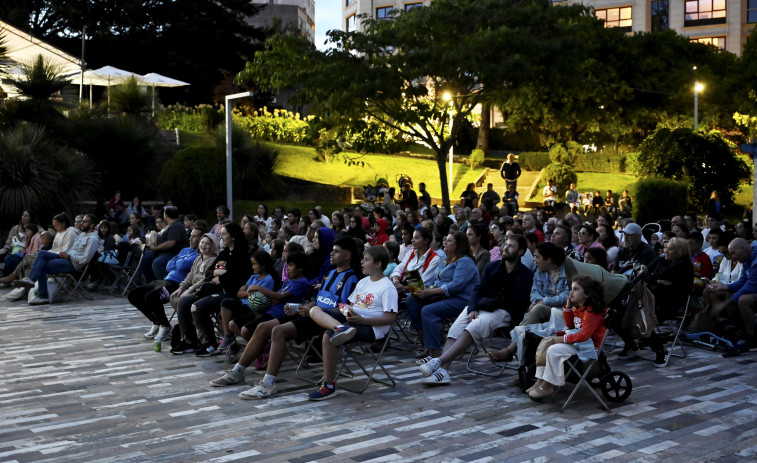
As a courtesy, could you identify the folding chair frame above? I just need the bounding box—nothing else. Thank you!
[50,262,94,302]
[335,334,396,393]
[466,327,516,378]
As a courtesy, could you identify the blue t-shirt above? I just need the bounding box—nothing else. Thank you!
[269,277,311,317]
[241,273,276,307]
[316,268,359,309]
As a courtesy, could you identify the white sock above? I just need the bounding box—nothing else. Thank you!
[262,374,276,386]
[231,363,246,375]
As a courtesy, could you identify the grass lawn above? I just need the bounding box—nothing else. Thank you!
[268,142,485,199]
[531,172,639,201]
[234,199,348,219]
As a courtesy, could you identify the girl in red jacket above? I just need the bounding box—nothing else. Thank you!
[528,275,606,400]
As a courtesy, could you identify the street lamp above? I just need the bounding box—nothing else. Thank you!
[694,81,704,130]
[225,91,254,220]
[443,92,453,197]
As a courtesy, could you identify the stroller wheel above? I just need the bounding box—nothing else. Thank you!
[601,371,632,403]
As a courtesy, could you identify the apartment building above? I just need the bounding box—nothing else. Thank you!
[251,0,316,43]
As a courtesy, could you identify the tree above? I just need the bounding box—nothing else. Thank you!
[2,54,71,127]
[636,127,750,210]
[242,0,600,208]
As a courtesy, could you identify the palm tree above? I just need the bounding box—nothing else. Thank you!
[3,54,71,126]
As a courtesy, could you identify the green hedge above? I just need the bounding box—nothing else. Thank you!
[543,163,578,194]
[518,152,551,171]
[517,151,628,173]
[631,177,687,225]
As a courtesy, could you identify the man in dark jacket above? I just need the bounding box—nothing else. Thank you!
[500,153,521,190]
[416,234,533,385]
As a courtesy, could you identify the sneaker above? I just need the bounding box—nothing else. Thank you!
[415,355,436,366]
[14,278,35,288]
[28,296,49,305]
[419,357,441,377]
[308,383,337,401]
[170,340,197,355]
[414,347,429,358]
[329,325,356,346]
[154,326,172,343]
[144,324,160,339]
[195,344,221,357]
[210,369,246,387]
[239,381,277,400]
[4,287,27,301]
[218,336,235,350]
[618,345,638,360]
[225,342,242,364]
[421,368,450,386]
[654,349,670,368]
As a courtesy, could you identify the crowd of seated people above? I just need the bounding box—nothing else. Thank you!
[3,184,757,404]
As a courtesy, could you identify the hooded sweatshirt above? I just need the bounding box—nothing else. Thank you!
[370,219,390,246]
[311,227,337,285]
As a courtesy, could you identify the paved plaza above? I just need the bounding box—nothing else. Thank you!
[1,292,757,463]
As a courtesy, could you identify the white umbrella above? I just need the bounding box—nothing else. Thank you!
[139,72,190,115]
[80,65,142,107]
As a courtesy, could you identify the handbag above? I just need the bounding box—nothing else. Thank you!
[535,336,560,367]
[98,250,119,266]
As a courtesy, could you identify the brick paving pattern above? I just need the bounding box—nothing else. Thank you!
[1,293,756,462]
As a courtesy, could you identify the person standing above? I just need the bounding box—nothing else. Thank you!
[500,153,521,190]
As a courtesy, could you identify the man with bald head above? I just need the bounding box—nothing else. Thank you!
[709,238,757,350]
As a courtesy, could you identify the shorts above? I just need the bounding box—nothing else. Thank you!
[321,308,376,343]
[241,312,275,333]
[447,307,510,344]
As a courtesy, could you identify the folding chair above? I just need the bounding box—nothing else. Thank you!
[109,243,146,296]
[296,335,326,384]
[388,308,416,350]
[335,334,395,393]
[50,261,94,302]
[466,327,515,378]
[667,294,697,359]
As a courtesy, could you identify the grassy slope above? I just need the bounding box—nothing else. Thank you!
[268,143,485,199]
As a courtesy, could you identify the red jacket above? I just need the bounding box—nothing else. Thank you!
[562,305,606,349]
[370,219,390,246]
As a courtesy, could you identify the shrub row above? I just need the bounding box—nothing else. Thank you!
[514,151,628,172]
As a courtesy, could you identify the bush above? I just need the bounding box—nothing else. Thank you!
[542,163,578,194]
[636,128,751,209]
[517,151,551,171]
[549,142,581,167]
[156,104,220,132]
[109,77,150,116]
[575,151,628,173]
[235,107,313,145]
[632,177,688,225]
[347,119,406,154]
[470,149,485,169]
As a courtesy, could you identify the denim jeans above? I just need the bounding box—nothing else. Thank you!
[29,250,75,298]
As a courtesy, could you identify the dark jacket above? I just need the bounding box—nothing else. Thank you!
[500,161,521,181]
[467,259,533,326]
[216,246,253,296]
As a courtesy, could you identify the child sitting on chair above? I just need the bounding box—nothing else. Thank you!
[528,275,606,400]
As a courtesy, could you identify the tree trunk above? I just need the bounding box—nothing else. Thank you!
[436,147,452,210]
[476,102,491,153]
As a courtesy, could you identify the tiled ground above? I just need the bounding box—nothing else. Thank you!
[1,292,756,462]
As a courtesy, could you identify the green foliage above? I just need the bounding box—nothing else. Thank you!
[631,177,688,225]
[64,114,167,198]
[517,152,551,171]
[575,151,628,173]
[157,104,221,132]
[1,54,69,127]
[109,76,150,115]
[235,107,313,144]
[470,149,485,169]
[347,119,406,154]
[548,142,581,167]
[636,127,751,209]
[543,163,578,194]
[0,124,98,223]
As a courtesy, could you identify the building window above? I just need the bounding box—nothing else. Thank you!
[691,36,726,49]
[346,14,356,32]
[749,0,757,23]
[346,0,356,6]
[405,2,423,10]
[685,0,726,26]
[651,0,669,31]
[595,7,632,32]
[376,6,393,20]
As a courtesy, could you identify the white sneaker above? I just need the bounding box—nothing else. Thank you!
[421,368,450,386]
[28,296,49,305]
[210,369,246,387]
[3,287,27,301]
[154,326,171,342]
[239,381,277,400]
[144,325,160,339]
[415,355,435,366]
[419,357,441,377]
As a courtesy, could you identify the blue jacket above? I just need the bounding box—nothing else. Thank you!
[530,264,569,307]
[728,246,757,302]
[428,256,480,298]
[165,247,199,284]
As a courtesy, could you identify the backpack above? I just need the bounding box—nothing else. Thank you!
[621,280,657,339]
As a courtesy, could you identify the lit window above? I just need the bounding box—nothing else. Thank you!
[346,14,356,32]
[749,0,757,23]
[595,7,632,31]
[691,36,726,49]
[376,6,393,20]
[685,0,726,25]
[651,0,669,31]
[405,2,423,10]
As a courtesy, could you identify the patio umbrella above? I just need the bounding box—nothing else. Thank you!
[81,65,142,107]
[564,257,629,305]
[139,72,190,115]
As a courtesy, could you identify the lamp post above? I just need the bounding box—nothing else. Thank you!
[225,91,254,220]
[694,82,704,130]
[443,92,453,197]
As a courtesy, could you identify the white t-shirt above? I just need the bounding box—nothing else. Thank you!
[348,276,398,339]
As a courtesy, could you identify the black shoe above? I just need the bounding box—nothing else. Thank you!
[195,344,221,357]
[654,349,669,368]
[170,340,197,355]
[618,345,638,360]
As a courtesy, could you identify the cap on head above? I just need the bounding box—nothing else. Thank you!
[622,223,642,235]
